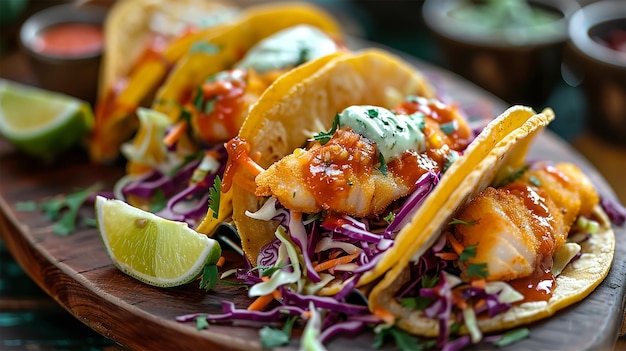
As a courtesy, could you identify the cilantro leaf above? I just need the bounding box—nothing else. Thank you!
[41,185,101,236]
[494,165,530,187]
[383,212,396,224]
[310,113,340,145]
[15,201,37,211]
[467,262,489,279]
[374,326,430,351]
[377,152,388,176]
[459,245,477,262]
[448,218,477,226]
[199,265,219,291]
[259,316,297,349]
[208,176,222,219]
[492,328,530,347]
[190,42,221,55]
[149,189,167,213]
[421,275,439,288]
[400,296,434,310]
[443,150,460,173]
[195,315,209,330]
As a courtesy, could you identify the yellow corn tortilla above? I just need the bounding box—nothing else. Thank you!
[99,0,239,99]
[367,107,615,335]
[90,2,342,163]
[229,48,436,264]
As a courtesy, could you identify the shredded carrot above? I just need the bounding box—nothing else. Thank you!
[313,250,360,273]
[163,120,188,147]
[247,294,274,311]
[445,231,464,255]
[272,289,282,300]
[435,252,459,261]
[373,307,395,324]
[329,250,343,260]
[301,311,312,319]
[474,299,486,311]
[452,291,468,310]
[216,256,226,268]
[470,279,486,289]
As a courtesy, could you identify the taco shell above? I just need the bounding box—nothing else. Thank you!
[90,2,342,163]
[99,0,239,99]
[230,48,435,264]
[367,107,616,335]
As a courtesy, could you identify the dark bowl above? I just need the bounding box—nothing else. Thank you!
[565,0,626,145]
[422,0,578,107]
[19,4,107,104]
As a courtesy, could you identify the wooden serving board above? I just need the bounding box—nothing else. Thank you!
[1,56,625,351]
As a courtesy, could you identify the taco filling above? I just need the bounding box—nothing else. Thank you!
[114,25,342,226]
[222,96,473,290]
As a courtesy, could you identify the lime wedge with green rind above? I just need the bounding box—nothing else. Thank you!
[95,196,222,288]
[0,79,94,158]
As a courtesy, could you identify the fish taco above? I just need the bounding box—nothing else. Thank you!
[215,48,479,296]
[113,24,345,229]
[91,2,342,163]
[367,106,615,347]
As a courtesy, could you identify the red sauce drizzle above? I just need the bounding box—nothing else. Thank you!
[304,129,377,210]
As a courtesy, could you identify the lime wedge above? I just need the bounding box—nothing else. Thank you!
[95,196,222,288]
[0,79,94,158]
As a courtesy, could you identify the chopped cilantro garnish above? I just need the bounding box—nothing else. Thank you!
[190,42,221,55]
[83,217,97,228]
[459,245,477,262]
[494,165,530,187]
[443,150,460,173]
[195,315,209,330]
[440,121,457,135]
[259,316,297,349]
[383,211,396,224]
[208,176,222,219]
[492,328,530,347]
[149,189,167,213]
[15,201,37,211]
[367,108,379,118]
[378,152,388,176]
[448,218,477,226]
[204,97,216,115]
[374,326,433,351]
[467,262,489,278]
[310,113,340,145]
[40,184,101,236]
[421,275,439,288]
[250,263,294,277]
[199,264,219,291]
[400,296,435,310]
[295,46,311,66]
[529,175,541,187]
[193,86,204,112]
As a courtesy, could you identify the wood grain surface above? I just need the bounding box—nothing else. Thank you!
[1,52,625,351]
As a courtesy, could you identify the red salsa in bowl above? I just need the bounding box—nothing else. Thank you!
[32,22,104,58]
[19,4,107,103]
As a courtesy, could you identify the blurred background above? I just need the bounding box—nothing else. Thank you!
[1,0,624,350]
